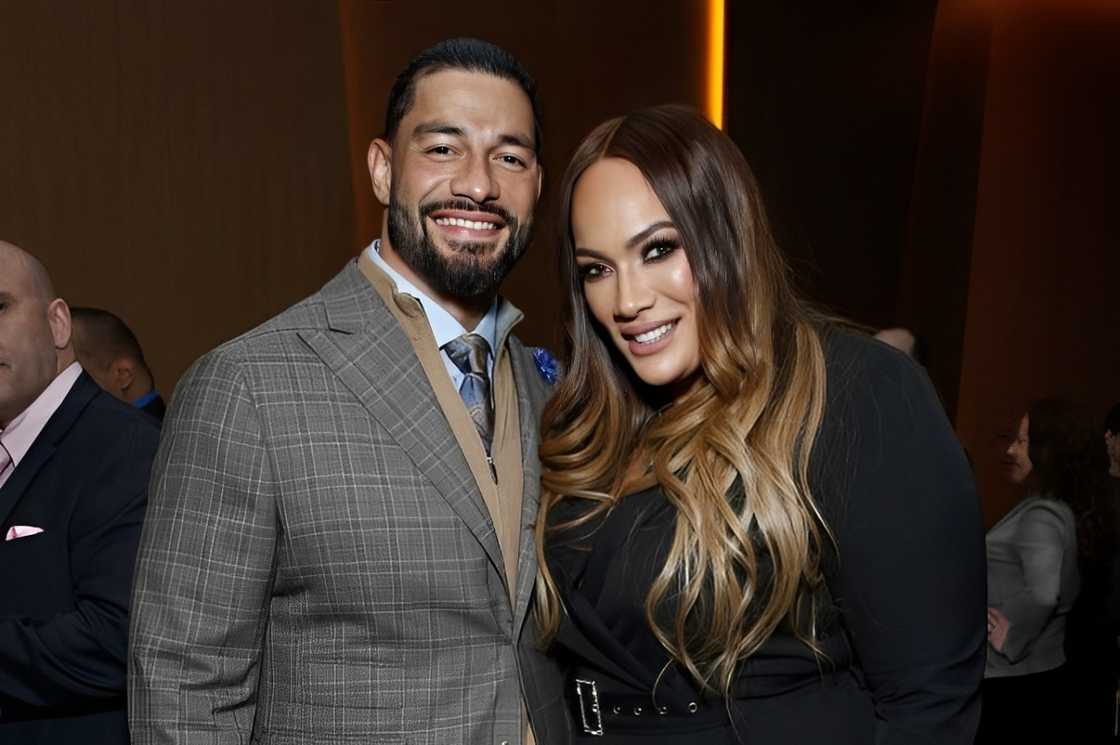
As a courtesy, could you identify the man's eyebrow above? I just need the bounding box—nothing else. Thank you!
[412,122,535,152]
[412,122,465,139]
[497,133,535,150]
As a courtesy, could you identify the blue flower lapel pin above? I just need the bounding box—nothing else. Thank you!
[531,347,561,385]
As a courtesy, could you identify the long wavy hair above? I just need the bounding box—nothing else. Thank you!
[534,105,831,694]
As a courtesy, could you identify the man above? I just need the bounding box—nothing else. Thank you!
[0,241,158,743]
[129,39,569,745]
[70,306,167,421]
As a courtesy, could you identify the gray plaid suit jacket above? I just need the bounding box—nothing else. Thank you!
[128,261,571,745]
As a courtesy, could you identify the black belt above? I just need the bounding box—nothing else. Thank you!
[569,676,730,737]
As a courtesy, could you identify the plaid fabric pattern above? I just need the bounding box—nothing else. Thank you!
[127,262,567,745]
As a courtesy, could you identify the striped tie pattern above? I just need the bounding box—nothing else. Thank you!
[0,440,12,483]
[443,334,494,454]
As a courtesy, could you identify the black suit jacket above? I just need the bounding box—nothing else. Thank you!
[0,372,159,744]
[139,394,166,423]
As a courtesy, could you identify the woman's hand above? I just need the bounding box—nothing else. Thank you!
[987,607,1010,652]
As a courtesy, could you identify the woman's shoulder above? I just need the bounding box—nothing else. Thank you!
[1020,494,1076,525]
[818,326,935,416]
[820,326,918,381]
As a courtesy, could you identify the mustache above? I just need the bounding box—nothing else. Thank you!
[419,199,515,226]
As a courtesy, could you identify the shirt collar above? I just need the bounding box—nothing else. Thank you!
[0,362,83,471]
[366,240,499,354]
[132,390,160,409]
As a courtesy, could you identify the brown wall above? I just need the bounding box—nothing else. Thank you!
[724,3,938,329]
[0,1,356,394]
[954,0,1120,526]
[723,1,1117,528]
[0,1,707,393]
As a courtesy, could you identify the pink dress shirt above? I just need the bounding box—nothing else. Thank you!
[0,362,83,490]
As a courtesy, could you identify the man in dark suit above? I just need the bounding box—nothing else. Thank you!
[0,240,159,744]
[70,306,167,422]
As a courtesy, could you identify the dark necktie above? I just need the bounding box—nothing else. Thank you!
[443,333,494,454]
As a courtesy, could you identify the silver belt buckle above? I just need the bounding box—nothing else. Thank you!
[574,678,604,736]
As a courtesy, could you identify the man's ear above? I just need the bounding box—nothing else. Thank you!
[536,163,544,201]
[110,358,137,395]
[47,298,71,350]
[368,138,393,207]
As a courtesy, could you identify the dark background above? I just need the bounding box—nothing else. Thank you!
[1,0,1116,525]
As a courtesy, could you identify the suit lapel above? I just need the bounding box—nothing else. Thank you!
[298,264,505,580]
[510,342,546,633]
[0,374,98,527]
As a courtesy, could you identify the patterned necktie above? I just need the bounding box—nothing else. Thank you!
[443,333,494,454]
[0,440,12,483]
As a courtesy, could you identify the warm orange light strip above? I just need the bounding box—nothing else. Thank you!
[707,0,726,129]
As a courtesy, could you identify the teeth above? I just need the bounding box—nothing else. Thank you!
[434,217,498,230]
[634,323,673,344]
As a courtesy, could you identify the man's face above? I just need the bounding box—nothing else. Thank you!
[0,251,66,427]
[372,69,541,300]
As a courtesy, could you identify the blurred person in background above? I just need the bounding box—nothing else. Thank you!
[1107,403,1120,480]
[980,398,1098,743]
[0,241,158,744]
[70,307,165,422]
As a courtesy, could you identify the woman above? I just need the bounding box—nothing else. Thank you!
[533,105,986,744]
[979,399,1092,742]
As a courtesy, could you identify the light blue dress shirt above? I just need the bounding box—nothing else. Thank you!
[366,240,498,389]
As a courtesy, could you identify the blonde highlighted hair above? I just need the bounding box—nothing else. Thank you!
[534,105,831,694]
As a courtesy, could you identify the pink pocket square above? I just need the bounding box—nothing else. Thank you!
[5,525,44,541]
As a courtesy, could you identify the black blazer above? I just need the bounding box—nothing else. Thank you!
[546,331,986,744]
[0,372,159,744]
[139,393,166,423]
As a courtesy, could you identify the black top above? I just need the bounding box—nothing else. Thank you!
[544,331,986,744]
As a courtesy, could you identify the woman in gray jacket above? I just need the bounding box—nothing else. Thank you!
[978,398,1092,743]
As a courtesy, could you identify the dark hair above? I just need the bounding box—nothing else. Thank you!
[384,37,542,153]
[70,306,148,370]
[1106,403,1120,435]
[1026,398,1108,560]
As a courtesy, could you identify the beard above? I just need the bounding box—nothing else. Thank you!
[387,195,533,300]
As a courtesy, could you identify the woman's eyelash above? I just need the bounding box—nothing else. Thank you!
[642,238,680,260]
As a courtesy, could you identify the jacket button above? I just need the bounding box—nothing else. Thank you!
[687,701,699,713]
[632,705,643,716]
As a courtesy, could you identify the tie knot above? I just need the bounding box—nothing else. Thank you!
[444,333,490,376]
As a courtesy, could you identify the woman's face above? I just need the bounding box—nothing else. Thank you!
[570,158,701,391]
[1104,427,1120,478]
[1004,413,1033,484]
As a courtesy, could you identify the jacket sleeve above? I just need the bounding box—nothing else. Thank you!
[823,342,986,745]
[128,350,278,744]
[993,504,1070,662]
[0,421,155,712]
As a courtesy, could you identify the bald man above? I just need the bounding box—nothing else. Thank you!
[0,241,159,744]
[71,307,166,422]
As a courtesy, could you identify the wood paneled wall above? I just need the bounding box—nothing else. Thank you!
[0,1,356,393]
[0,1,707,392]
[954,0,1120,525]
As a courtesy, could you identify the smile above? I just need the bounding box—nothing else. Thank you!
[633,322,674,344]
[433,217,500,231]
